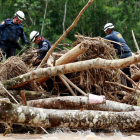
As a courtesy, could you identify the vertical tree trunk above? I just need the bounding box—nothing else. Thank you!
[62,2,67,33]
[41,0,48,36]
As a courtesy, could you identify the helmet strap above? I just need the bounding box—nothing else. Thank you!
[15,13,24,20]
[31,32,39,42]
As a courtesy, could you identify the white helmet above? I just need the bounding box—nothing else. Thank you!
[103,23,114,32]
[30,31,39,42]
[14,11,25,21]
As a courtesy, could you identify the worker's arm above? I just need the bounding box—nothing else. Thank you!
[37,42,49,53]
[0,20,8,41]
[19,25,30,45]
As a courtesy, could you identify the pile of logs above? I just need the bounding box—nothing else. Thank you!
[1,35,140,134]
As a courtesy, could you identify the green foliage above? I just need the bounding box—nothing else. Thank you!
[0,0,140,53]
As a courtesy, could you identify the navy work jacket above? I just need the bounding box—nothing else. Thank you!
[104,31,131,56]
[0,19,27,47]
[37,37,51,60]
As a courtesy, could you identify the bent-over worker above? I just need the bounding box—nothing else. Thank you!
[103,23,132,88]
[30,31,53,66]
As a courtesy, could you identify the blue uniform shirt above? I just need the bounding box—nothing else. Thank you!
[0,18,27,47]
[37,37,51,60]
[104,31,132,56]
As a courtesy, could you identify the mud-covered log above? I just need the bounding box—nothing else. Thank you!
[2,54,140,89]
[27,96,140,112]
[1,99,140,130]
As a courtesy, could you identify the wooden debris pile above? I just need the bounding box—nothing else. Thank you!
[1,1,140,134]
[72,36,121,94]
[0,36,138,105]
[0,35,140,133]
[0,56,28,81]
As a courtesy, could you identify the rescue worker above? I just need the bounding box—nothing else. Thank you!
[103,23,132,88]
[30,31,52,66]
[0,10,30,60]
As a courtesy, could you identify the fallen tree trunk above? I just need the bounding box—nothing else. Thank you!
[1,99,140,130]
[2,54,140,89]
[27,96,140,112]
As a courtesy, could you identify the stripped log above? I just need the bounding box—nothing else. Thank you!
[1,99,140,130]
[27,96,140,112]
[2,53,140,89]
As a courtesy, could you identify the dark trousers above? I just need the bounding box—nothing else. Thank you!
[120,52,133,88]
[0,44,16,61]
[121,66,132,88]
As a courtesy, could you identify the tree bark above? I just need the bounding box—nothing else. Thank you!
[1,99,140,130]
[27,96,140,112]
[2,54,140,89]
[62,2,67,33]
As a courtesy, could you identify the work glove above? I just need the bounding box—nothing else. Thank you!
[25,41,31,45]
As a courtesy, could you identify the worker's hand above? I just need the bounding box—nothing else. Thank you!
[31,50,38,53]
[25,41,31,45]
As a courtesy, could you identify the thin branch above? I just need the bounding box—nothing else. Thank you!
[37,0,95,69]
[132,30,139,51]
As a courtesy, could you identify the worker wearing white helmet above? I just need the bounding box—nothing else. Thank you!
[30,31,52,66]
[0,10,30,60]
[14,10,25,21]
[103,23,132,88]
